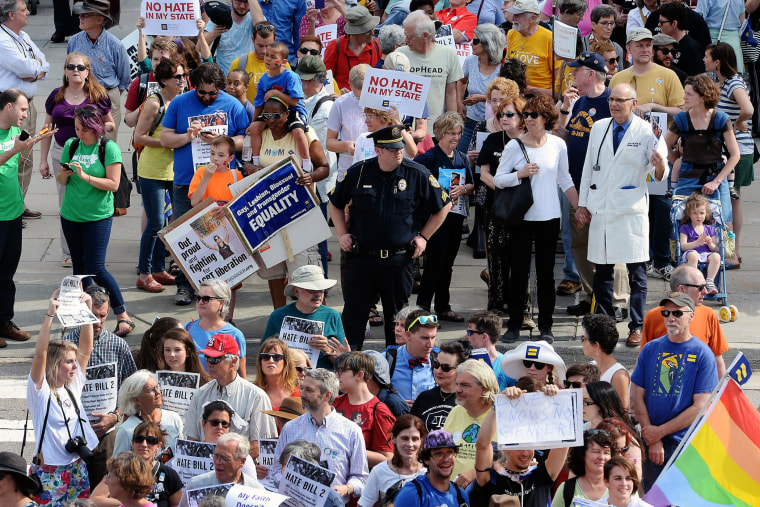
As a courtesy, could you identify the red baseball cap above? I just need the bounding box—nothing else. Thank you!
[201,334,240,358]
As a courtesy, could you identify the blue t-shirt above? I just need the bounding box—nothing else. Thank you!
[254,69,308,119]
[631,335,717,442]
[185,320,247,371]
[394,474,469,507]
[162,90,249,185]
[566,88,611,188]
[492,352,515,390]
[388,345,436,402]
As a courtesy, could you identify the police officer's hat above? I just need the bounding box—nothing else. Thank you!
[369,125,406,150]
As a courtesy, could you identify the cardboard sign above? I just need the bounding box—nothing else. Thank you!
[141,0,200,36]
[314,24,337,59]
[156,371,200,419]
[226,484,288,506]
[171,439,216,485]
[359,68,431,118]
[495,390,584,450]
[81,363,117,424]
[553,19,578,59]
[279,455,336,507]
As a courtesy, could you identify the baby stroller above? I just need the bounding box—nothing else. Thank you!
[669,195,738,323]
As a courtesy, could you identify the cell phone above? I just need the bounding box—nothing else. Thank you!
[315,0,325,9]
[157,447,174,464]
[18,130,30,141]
[60,163,71,171]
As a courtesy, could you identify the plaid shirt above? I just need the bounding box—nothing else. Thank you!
[64,327,137,389]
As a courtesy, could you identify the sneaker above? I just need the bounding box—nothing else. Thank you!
[730,186,739,200]
[0,321,31,341]
[174,288,193,306]
[500,328,520,343]
[567,300,592,316]
[651,265,673,281]
[521,314,537,330]
[646,263,653,276]
[614,306,629,323]
[556,279,582,296]
[705,279,719,295]
[539,329,554,344]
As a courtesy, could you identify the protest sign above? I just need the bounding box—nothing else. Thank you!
[438,169,467,216]
[57,275,99,328]
[475,132,489,152]
[495,389,584,450]
[256,208,331,268]
[314,24,337,58]
[226,484,288,507]
[455,43,472,68]
[157,371,200,418]
[279,317,323,366]
[645,112,668,196]
[189,112,229,170]
[470,348,492,367]
[122,29,142,81]
[185,482,234,507]
[160,199,259,292]
[172,439,216,485]
[81,363,117,424]
[359,68,431,118]
[435,24,455,47]
[279,455,336,507]
[141,0,200,36]
[259,439,278,492]
[553,19,578,59]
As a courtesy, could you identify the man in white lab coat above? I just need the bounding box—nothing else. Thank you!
[576,83,668,347]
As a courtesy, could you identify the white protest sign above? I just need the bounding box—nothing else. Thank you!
[279,455,336,507]
[57,275,99,328]
[455,43,472,68]
[156,371,200,419]
[279,317,324,366]
[189,112,229,170]
[226,484,288,507]
[256,208,331,268]
[185,482,235,507]
[495,389,584,450]
[645,112,668,196]
[141,0,200,36]
[81,363,118,424]
[122,29,143,81]
[258,439,279,492]
[553,19,577,59]
[359,68,431,118]
[172,439,216,485]
[436,24,455,47]
[475,131,489,152]
[314,24,337,58]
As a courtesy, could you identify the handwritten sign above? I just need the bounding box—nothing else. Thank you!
[314,24,337,59]
[141,0,200,36]
[359,68,431,118]
[226,484,288,507]
[171,439,216,485]
[279,455,336,507]
[279,317,323,366]
[553,19,578,59]
[495,390,584,450]
[81,363,117,424]
[157,371,200,419]
[259,439,278,492]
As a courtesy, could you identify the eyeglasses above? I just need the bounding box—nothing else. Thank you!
[66,64,87,71]
[523,360,547,369]
[196,88,219,96]
[132,434,160,445]
[74,106,97,117]
[299,47,320,55]
[681,283,707,292]
[522,111,540,119]
[212,453,233,463]
[172,73,186,81]
[564,380,582,389]
[607,56,620,64]
[472,38,481,45]
[260,353,285,362]
[585,429,610,436]
[261,112,286,119]
[595,21,615,27]
[658,19,673,25]
[432,360,457,372]
[608,97,635,104]
[143,385,162,397]
[496,111,516,119]
[205,418,231,428]
[582,399,596,406]
[193,295,224,303]
[255,23,275,32]
[465,329,485,337]
[406,314,438,331]
[660,309,692,318]
[206,355,228,365]
[444,130,463,137]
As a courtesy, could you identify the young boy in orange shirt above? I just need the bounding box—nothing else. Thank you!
[189,135,244,205]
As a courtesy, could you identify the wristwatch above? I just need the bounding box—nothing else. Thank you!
[110,410,124,424]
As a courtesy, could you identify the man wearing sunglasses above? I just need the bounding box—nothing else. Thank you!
[631,291,717,492]
[184,334,277,461]
[640,265,728,377]
[463,311,511,390]
[643,0,712,52]
[651,33,686,86]
[656,2,704,77]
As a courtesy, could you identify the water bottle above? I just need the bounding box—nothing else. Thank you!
[242,136,252,162]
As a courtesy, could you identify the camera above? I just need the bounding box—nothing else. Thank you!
[65,436,93,462]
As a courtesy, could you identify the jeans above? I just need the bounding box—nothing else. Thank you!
[649,194,672,269]
[675,176,733,223]
[457,118,481,153]
[138,177,172,274]
[0,216,22,323]
[172,184,194,293]
[559,189,579,282]
[319,202,329,276]
[61,216,126,315]
[594,262,646,330]
[642,439,679,493]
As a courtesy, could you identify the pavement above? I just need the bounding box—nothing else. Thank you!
[1,0,760,459]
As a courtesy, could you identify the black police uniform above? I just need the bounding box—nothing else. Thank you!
[329,138,450,349]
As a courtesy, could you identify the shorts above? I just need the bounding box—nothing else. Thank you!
[255,110,307,132]
[681,249,716,264]
[734,153,754,189]
[31,459,90,505]
[256,244,322,281]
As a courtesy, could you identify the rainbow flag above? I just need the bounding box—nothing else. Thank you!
[644,379,760,506]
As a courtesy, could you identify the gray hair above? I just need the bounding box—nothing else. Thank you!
[432,111,464,140]
[394,305,422,322]
[85,286,110,308]
[474,24,506,65]
[118,370,158,416]
[312,71,327,84]
[278,440,322,467]
[594,70,607,81]
[199,497,225,507]
[217,432,250,458]
[405,10,435,39]
[0,0,20,23]
[378,24,406,55]
[590,4,617,23]
[559,0,587,16]
[304,368,339,404]
[349,64,369,90]
[670,264,703,291]
[456,359,500,406]
[201,279,231,317]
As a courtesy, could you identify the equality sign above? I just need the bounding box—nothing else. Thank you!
[359,68,431,118]
[141,0,200,36]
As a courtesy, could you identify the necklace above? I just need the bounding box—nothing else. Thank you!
[439,387,456,402]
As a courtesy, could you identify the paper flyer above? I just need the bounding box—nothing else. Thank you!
[438,169,467,216]
[279,316,324,366]
[258,438,279,492]
[189,112,229,171]
[57,275,99,328]
[279,455,336,507]
[156,370,200,419]
[185,482,234,507]
[81,362,118,424]
[171,439,216,485]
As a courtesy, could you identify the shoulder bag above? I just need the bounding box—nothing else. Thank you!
[492,138,533,226]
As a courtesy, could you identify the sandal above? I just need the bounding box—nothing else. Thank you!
[439,310,464,322]
[114,319,135,338]
[368,308,384,327]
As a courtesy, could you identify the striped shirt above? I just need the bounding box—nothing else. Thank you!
[718,74,754,156]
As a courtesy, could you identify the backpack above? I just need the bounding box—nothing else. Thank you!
[411,477,468,507]
[674,110,728,184]
[385,347,438,379]
[69,137,133,215]
[561,477,578,507]
[311,94,335,119]
[131,92,166,156]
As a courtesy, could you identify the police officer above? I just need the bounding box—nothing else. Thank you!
[329,125,452,350]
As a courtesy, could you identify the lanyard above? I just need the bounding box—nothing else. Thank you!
[53,386,87,443]
[0,25,33,59]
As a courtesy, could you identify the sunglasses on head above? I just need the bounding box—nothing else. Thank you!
[66,64,87,71]
[193,295,223,303]
[585,428,610,436]
[406,314,438,331]
[564,380,582,389]
[522,111,540,119]
[206,355,227,365]
[432,360,457,372]
[196,88,219,96]
[255,23,275,32]
[656,47,675,55]
[205,418,230,428]
[74,106,97,117]
[496,111,516,119]
[132,434,160,445]
[523,359,547,369]
[260,352,285,362]
[299,47,320,55]
[261,112,286,119]
[660,309,692,318]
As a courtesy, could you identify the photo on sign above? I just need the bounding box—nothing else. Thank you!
[86,363,116,381]
[185,483,234,507]
[176,439,215,457]
[287,456,334,486]
[260,439,277,456]
[158,371,198,389]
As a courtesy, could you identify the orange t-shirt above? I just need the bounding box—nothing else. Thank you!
[188,167,244,203]
[640,305,729,357]
[437,7,477,41]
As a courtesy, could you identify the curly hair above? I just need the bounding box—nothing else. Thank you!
[581,314,619,355]
[495,97,526,130]
[136,316,181,371]
[255,337,298,393]
[684,74,720,109]
[681,191,714,225]
[107,452,155,499]
[486,77,521,103]
[596,417,644,459]
[524,94,558,130]
[567,429,618,477]
[189,62,226,91]
[159,328,212,386]
[499,59,528,94]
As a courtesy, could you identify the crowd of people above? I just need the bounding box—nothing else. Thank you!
[0,0,754,504]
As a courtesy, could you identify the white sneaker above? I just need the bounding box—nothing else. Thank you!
[651,265,673,281]
[705,279,719,295]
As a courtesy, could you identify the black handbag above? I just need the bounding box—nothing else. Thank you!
[492,138,533,226]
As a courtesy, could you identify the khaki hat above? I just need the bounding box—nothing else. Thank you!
[344,6,380,35]
[659,292,696,312]
[507,0,541,15]
[627,27,653,44]
[384,51,411,72]
[652,33,678,46]
[284,265,337,298]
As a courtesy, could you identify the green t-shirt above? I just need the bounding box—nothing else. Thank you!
[0,126,24,221]
[60,138,122,222]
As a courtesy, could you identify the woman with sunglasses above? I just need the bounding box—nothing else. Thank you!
[494,94,579,343]
[254,338,300,410]
[499,340,567,386]
[596,418,643,480]
[40,52,115,270]
[135,57,186,294]
[199,399,261,480]
[91,422,183,507]
[289,349,312,382]
[185,279,246,377]
[553,430,617,506]
[56,104,134,338]
[159,328,212,386]
[411,339,472,432]
[581,314,630,412]
[113,370,184,459]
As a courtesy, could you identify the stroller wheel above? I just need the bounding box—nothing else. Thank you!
[729,305,739,322]
[718,306,731,323]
